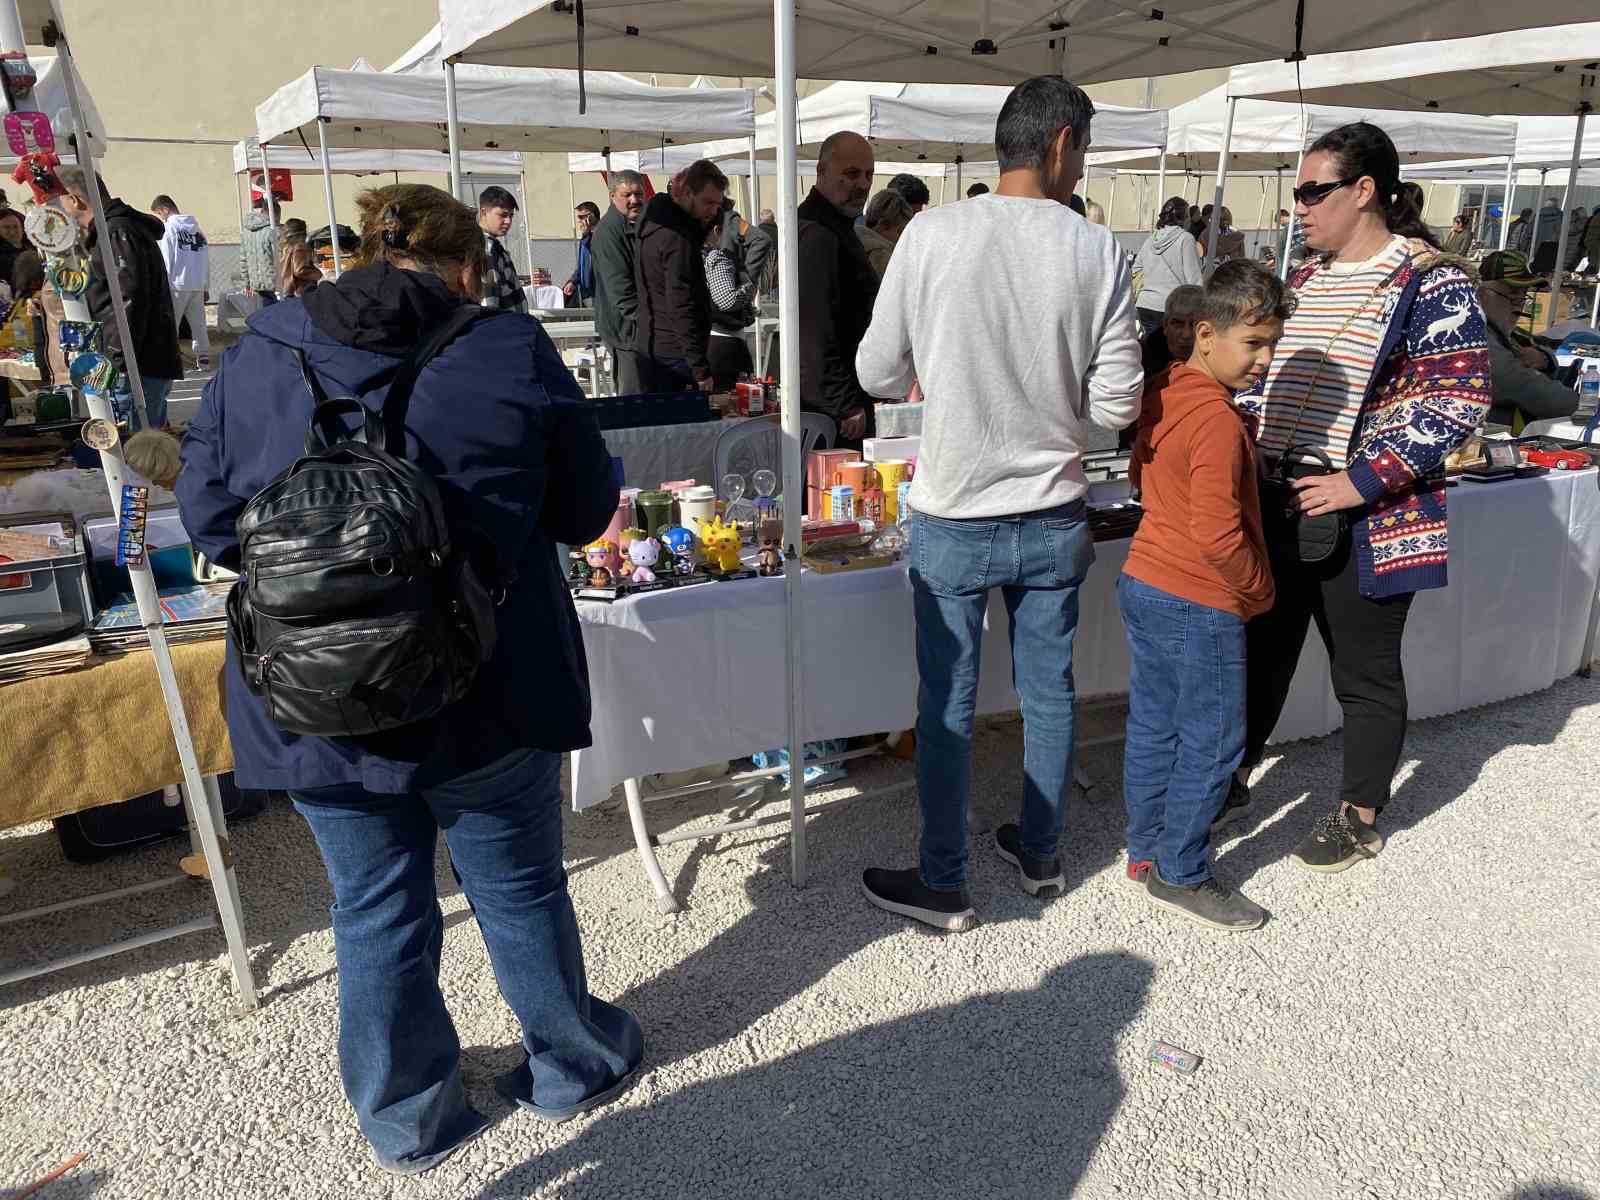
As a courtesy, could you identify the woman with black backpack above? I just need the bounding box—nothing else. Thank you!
[177,184,642,1176]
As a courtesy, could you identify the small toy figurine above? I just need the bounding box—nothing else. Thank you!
[616,526,644,577]
[757,539,783,577]
[567,549,588,584]
[627,536,661,583]
[584,539,617,587]
[659,524,698,576]
[697,515,743,573]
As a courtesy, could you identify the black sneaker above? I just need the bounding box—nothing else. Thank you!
[994,823,1065,898]
[862,867,977,932]
[1293,807,1384,873]
[1211,776,1251,833]
[1145,870,1267,931]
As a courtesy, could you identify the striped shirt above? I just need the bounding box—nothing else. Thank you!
[1254,234,1410,467]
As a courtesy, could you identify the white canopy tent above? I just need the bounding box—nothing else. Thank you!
[439,0,1600,900]
[438,0,1592,86]
[1228,25,1600,312]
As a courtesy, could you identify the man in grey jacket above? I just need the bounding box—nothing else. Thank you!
[241,197,281,304]
[1477,251,1579,430]
[593,171,647,393]
[854,76,1142,932]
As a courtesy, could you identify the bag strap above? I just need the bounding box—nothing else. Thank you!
[296,304,501,456]
[379,304,499,456]
[1274,443,1337,481]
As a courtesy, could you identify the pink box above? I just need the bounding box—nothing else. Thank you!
[806,449,860,495]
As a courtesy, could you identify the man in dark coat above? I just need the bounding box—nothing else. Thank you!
[592,170,647,393]
[59,165,182,429]
[634,158,727,391]
[797,131,879,445]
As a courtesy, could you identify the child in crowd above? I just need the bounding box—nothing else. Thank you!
[1117,260,1291,931]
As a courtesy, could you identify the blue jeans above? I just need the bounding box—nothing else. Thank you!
[291,749,643,1172]
[910,502,1094,890]
[111,376,173,431]
[1118,575,1248,886]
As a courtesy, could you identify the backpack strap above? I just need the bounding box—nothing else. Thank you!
[379,304,501,456]
[296,304,503,456]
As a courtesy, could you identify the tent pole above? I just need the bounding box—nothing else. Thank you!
[54,19,257,1010]
[1499,155,1516,251]
[519,159,536,279]
[1107,171,1118,229]
[749,134,765,378]
[1530,169,1548,255]
[939,171,947,206]
[1154,145,1166,228]
[1282,134,1306,282]
[315,118,341,278]
[1204,95,1237,269]
[444,57,463,200]
[772,0,807,888]
[1255,178,1266,243]
[955,154,963,197]
[1545,104,1589,332]
[255,139,276,234]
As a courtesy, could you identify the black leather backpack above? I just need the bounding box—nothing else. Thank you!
[226,305,501,737]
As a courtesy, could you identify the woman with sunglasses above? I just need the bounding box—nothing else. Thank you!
[1230,122,1491,873]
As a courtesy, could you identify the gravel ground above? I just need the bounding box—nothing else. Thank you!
[3,678,1598,1200]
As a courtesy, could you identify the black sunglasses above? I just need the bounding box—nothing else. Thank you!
[1292,176,1361,207]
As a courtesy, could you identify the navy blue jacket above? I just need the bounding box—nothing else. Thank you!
[177,263,617,794]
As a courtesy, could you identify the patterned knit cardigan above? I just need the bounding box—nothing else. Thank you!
[1236,240,1491,599]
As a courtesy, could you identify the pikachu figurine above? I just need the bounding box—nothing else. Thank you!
[697,514,744,574]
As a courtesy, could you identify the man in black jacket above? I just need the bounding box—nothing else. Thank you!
[59,165,182,430]
[592,170,647,393]
[797,131,879,444]
[634,159,727,391]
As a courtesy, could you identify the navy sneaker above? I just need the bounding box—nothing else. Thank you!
[1211,776,1251,833]
[862,867,977,932]
[1293,807,1384,872]
[994,823,1065,898]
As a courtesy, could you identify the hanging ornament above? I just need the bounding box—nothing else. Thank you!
[24,203,76,255]
[68,350,116,395]
[0,52,37,101]
[58,319,102,353]
[46,257,88,299]
[3,110,53,157]
[11,150,65,205]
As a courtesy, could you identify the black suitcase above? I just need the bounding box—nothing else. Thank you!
[52,773,273,865]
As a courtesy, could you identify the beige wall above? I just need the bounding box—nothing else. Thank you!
[43,6,1459,243]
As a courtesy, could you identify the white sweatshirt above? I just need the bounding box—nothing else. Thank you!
[160,213,210,292]
[856,193,1143,520]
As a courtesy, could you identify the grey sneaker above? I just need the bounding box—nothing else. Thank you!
[1145,871,1267,931]
[995,823,1065,898]
[1293,807,1384,872]
[1211,776,1251,833]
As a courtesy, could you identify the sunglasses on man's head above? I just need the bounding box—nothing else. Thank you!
[1292,176,1361,207]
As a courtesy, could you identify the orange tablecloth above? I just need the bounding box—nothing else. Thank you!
[0,639,233,830]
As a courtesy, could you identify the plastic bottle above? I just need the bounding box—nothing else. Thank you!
[1580,361,1600,412]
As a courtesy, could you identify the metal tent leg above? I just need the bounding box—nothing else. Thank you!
[623,778,681,914]
[193,776,258,1009]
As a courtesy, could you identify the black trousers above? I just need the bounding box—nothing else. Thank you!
[1242,531,1414,813]
[607,343,645,395]
[707,334,752,392]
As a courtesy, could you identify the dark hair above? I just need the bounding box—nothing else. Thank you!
[994,75,1095,174]
[478,185,518,214]
[1158,196,1189,228]
[1306,121,1437,248]
[609,169,645,193]
[283,217,308,237]
[680,159,729,195]
[1198,260,1296,333]
[151,194,177,212]
[1068,194,1086,217]
[966,182,989,197]
[886,173,930,209]
[575,200,601,222]
[358,183,486,281]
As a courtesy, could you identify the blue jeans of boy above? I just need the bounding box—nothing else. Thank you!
[911,502,1094,890]
[111,376,173,431]
[1118,574,1248,886]
[291,749,643,1173]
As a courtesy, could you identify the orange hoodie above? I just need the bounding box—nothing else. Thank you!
[1124,363,1274,619]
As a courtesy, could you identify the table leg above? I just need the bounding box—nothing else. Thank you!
[190,776,259,1010]
[623,777,682,914]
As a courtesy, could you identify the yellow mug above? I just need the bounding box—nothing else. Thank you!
[874,460,910,521]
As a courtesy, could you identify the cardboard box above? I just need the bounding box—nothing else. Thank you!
[863,436,920,463]
[806,448,860,494]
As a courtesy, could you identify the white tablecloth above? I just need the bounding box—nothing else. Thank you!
[1520,415,1597,442]
[603,418,754,491]
[571,470,1600,809]
[525,284,566,310]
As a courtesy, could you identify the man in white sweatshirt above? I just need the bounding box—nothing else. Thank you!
[855,75,1143,932]
[153,194,211,368]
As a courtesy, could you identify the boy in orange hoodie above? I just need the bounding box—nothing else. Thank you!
[1118,260,1292,931]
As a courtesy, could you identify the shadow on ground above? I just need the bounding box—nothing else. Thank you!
[466,950,1154,1200]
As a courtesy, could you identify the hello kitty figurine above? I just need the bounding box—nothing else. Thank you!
[627,536,661,583]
